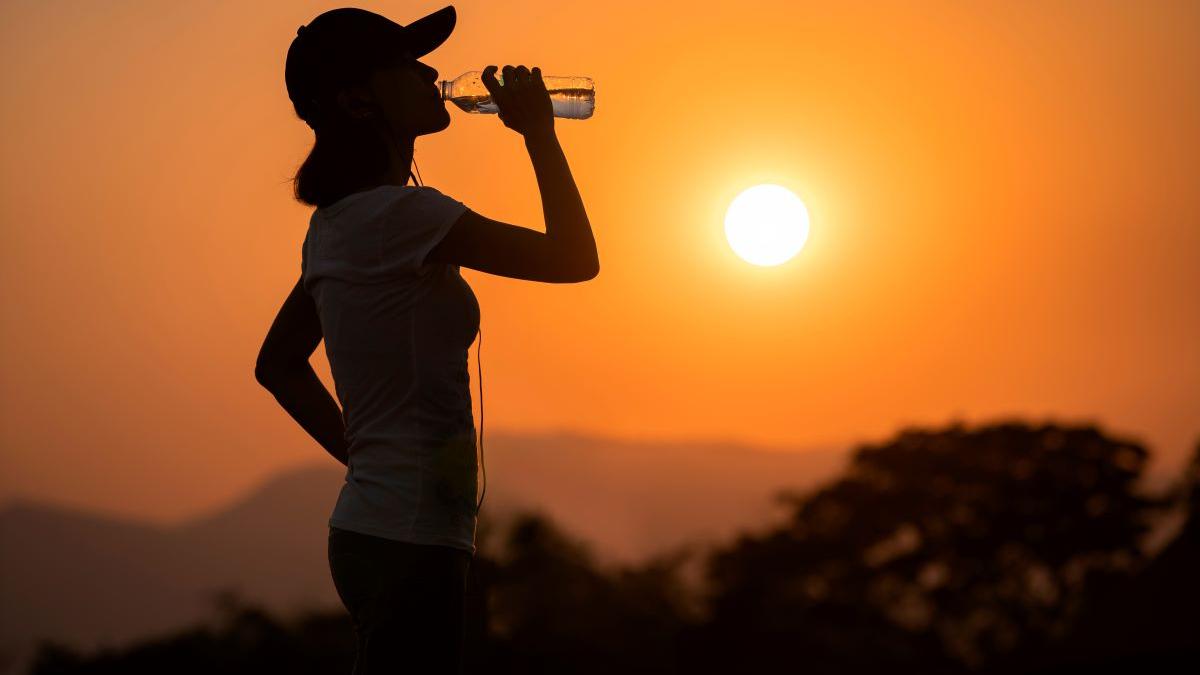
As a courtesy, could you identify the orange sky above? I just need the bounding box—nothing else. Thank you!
[1,0,1197,524]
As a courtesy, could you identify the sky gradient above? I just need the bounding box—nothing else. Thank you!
[1,0,1197,523]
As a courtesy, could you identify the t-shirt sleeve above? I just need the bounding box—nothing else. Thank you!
[380,186,469,276]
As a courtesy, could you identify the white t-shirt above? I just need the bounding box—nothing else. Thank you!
[302,184,480,555]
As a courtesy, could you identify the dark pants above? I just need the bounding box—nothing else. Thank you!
[328,526,473,674]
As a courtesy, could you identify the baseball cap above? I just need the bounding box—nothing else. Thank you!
[285,5,457,128]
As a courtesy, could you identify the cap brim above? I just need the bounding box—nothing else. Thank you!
[402,5,456,58]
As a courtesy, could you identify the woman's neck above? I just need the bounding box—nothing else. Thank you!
[376,133,416,187]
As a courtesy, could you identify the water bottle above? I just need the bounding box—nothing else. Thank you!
[439,71,595,119]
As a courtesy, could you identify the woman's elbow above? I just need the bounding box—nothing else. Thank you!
[254,356,295,387]
[578,258,599,281]
[577,249,600,281]
[254,361,279,387]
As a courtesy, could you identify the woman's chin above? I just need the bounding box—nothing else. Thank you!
[422,109,452,135]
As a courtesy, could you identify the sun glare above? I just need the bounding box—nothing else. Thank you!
[724,184,810,266]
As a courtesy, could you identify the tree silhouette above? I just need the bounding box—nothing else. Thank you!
[1033,435,1200,673]
[691,421,1158,672]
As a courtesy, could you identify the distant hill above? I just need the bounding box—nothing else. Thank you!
[0,431,846,671]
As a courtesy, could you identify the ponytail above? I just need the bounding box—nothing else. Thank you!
[292,115,391,209]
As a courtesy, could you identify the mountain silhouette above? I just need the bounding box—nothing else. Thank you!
[0,431,844,669]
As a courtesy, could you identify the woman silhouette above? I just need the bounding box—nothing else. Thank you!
[254,5,598,673]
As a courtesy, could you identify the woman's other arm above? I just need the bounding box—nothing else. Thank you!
[254,276,349,466]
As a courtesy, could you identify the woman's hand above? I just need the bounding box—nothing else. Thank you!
[482,64,555,139]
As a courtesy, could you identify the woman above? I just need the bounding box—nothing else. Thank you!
[254,5,598,673]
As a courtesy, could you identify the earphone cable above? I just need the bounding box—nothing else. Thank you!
[475,325,486,515]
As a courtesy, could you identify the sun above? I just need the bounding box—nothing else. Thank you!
[724,184,810,266]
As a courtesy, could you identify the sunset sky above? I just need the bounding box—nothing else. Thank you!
[1,0,1196,524]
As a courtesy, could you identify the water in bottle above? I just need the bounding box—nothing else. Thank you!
[439,71,595,119]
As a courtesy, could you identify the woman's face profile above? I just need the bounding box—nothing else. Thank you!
[363,55,451,138]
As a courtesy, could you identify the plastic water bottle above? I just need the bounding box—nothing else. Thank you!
[439,71,595,119]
